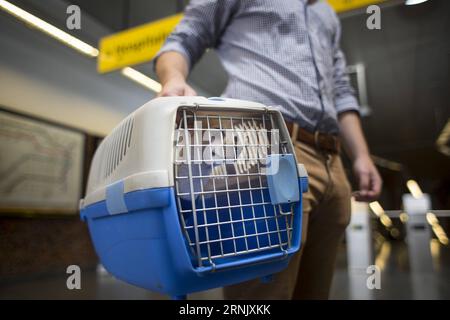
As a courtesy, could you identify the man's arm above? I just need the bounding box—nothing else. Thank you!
[338,112,382,202]
[154,0,238,96]
[331,13,382,201]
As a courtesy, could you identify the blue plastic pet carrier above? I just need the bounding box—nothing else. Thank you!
[80,97,308,299]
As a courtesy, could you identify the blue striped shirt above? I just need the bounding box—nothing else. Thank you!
[157,0,360,134]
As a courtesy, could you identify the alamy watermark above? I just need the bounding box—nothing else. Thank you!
[366,5,381,30]
[66,5,81,30]
[174,120,281,175]
[65,4,381,33]
[366,265,381,290]
[66,265,81,290]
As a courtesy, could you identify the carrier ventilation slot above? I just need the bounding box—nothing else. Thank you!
[102,116,134,178]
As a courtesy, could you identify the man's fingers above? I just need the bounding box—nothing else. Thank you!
[354,192,370,202]
[353,158,382,202]
[184,86,197,96]
[357,171,382,202]
[157,84,196,98]
[158,89,182,97]
[370,171,382,196]
[358,171,370,194]
[353,191,366,202]
[157,90,172,97]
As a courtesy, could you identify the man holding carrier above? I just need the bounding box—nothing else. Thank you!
[154,0,382,299]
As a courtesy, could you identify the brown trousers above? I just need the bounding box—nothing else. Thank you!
[223,141,352,299]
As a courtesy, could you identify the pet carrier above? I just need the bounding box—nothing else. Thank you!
[80,96,308,299]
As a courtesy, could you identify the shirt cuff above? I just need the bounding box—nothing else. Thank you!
[334,95,361,115]
[153,40,193,72]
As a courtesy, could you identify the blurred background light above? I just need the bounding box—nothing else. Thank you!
[406,180,424,199]
[405,0,430,5]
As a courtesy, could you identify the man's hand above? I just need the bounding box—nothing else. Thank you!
[157,78,197,97]
[352,155,382,202]
[338,111,382,202]
[155,51,196,97]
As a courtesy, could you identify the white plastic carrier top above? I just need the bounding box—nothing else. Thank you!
[80,96,302,209]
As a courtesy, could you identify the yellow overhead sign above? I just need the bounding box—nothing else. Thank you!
[98,13,183,73]
[327,0,387,13]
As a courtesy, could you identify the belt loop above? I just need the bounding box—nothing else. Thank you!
[291,123,299,143]
[314,130,320,149]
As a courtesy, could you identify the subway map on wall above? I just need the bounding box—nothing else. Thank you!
[0,109,84,214]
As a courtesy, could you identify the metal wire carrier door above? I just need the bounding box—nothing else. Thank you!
[174,106,296,270]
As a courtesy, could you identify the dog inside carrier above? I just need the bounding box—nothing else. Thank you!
[80,96,308,299]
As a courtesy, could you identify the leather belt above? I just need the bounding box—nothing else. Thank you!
[285,121,341,154]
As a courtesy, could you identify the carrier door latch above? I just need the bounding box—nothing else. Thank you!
[266,154,301,205]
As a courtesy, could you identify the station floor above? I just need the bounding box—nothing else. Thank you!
[1,240,449,300]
